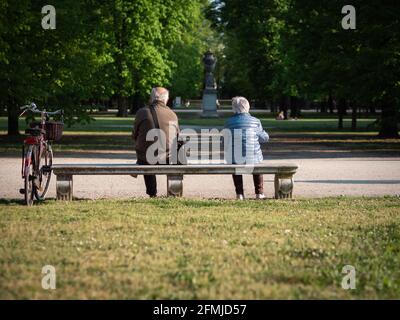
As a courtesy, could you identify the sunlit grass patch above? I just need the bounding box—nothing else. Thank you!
[0,197,399,299]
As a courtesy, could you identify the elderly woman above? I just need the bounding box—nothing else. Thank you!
[224,97,269,200]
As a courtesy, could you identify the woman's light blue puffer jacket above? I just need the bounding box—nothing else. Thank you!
[224,113,269,164]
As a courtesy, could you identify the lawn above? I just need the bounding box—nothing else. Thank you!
[0,114,380,134]
[0,197,399,299]
[1,115,396,154]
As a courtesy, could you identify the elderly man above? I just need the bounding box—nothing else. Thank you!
[132,87,180,197]
[224,97,269,200]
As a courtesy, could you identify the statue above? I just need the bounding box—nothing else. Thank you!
[201,50,218,118]
[202,50,217,89]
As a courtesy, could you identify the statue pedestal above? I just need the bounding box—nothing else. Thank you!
[201,88,219,118]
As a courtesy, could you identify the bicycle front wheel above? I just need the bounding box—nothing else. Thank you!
[34,144,53,201]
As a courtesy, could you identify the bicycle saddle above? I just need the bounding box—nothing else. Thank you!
[25,128,45,136]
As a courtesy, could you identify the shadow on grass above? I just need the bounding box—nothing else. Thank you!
[0,134,133,153]
[0,198,32,206]
[1,133,399,161]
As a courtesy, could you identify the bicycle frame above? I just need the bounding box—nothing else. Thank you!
[21,108,52,179]
[21,136,46,179]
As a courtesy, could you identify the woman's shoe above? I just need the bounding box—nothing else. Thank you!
[236,194,245,201]
[256,193,266,200]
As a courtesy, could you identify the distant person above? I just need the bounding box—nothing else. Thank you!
[132,87,180,197]
[276,111,285,120]
[224,97,269,200]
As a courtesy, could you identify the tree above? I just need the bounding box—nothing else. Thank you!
[0,0,110,134]
[87,0,211,116]
[1,0,36,135]
[209,0,289,104]
[1,0,212,132]
[210,0,399,137]
[280,0,399,136]
[169,1,212,100]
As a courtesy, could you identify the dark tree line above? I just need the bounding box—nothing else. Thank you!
[1,0,210,134]
[1,0,399,138]
[208,0,399,137]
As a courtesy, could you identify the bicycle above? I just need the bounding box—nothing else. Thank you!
[19,103,64,206]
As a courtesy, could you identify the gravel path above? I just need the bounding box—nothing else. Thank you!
[1,151,399,200]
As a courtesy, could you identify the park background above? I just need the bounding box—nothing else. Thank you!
[0,0,400,299]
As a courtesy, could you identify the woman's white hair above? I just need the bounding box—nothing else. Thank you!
[150,87,169,104]
[232,96,250,114]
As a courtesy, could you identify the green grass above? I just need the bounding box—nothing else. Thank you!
[1,132,399,154]
[0,115,380,134]
[1,114,398,155]
[180,116,379,132]
[1,115,395,154]
[0,197,399,299]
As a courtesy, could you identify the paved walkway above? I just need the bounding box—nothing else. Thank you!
[1,149,399,200]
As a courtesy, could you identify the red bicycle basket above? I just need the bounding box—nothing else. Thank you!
[30,121,64,141]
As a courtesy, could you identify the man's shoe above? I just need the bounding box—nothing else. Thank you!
[256,193,266,200]
[236,194,245,201]
[149,194,157,198]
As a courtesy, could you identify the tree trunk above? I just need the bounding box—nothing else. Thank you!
[320,99,327,113]
[379,103,399,138]
[7,99,20,136]
[351,104,357,130]
[338,114,343,129]
[338,98,346,129]
[270,99,277,114]
[290,96,299,118]
[130,95,137,115]
[116,96,127,118]
[369,106,376,115]
[281,96,289,120]
[328,92,334,114]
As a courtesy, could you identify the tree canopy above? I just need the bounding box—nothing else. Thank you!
[0,0,211,133]
[1,0,399,137]
[210,0,399,137]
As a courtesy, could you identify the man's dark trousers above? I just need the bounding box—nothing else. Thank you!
[137,159,169,197]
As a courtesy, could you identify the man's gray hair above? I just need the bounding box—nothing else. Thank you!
[150,87,169,104]
[232,96,250,114]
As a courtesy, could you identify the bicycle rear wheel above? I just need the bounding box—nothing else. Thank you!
[34,144,53,201]
[24,145,35,206]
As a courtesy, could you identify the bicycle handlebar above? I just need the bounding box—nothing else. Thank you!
[19,103,63,117]
[44,109,63,116]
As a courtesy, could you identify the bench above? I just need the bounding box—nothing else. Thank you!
[51,163,298,200]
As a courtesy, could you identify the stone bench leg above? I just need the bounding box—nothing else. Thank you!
[274,174,294,199]
[56,174,73,201]
[167,175,183,197]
